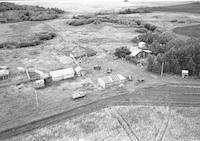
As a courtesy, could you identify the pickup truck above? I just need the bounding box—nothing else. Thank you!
[72,91,86,99]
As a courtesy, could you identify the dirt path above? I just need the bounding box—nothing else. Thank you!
[0,84,200,140]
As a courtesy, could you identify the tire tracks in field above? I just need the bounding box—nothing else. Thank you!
[110,109,140,141]
[155,107,171,141]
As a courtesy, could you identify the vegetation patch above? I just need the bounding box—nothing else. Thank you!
[0,32,56,49]
[118,8,151,14]
[67,15,138,27]
[114,46,139,65]
[0,2,64,23]
[134,31,200,76]
[173,24,200,38]
[142,2,200,14]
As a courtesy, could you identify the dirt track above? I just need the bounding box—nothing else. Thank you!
[0,84,200,140]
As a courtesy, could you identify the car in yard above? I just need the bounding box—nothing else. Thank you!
[72,91,86,99]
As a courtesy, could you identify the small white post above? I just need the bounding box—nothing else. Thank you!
[34,89,38,107]
[26,69,30,80]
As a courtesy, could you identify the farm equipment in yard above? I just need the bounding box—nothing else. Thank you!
[72,91,86,99]
[94,65,101,70]
[136,79,145,85]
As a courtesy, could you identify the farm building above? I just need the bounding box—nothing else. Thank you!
[129,47,152,58]
[49,68,75,82]
[97,74,126,88]
[34,79,45,89]
[0,70,9,80]
[182,70,189,78]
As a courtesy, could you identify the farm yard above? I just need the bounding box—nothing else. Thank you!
[0,1,200,141]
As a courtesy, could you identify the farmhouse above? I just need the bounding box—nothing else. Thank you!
[97,74,126,88]
[138,42,146,49]
[130,47,152,58]
[49,68,75,82]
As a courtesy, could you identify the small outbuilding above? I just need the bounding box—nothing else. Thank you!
[0,70,9,80]
[97,74,126,88]
[138,42,146,49]
[49,68,75,82]
[182,70,189,78]
[34,79,45,89]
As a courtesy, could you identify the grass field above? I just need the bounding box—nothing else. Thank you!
[145,2,200,14]
[8,106,200,141]
[173,24,200,38]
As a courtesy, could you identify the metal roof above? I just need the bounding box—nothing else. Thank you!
[49,68,74,78]
[99,74,126,84]
[0,70,9,77]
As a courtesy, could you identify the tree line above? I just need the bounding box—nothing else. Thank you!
[136,32,200,76]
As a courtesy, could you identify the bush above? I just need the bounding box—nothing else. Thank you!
[67,18,95,26]
[51,8,64,14]
[119,8,151,14]
[114,46,131,58]
[177,20,185,23]
[135,20,141,26]
[126,55,139,64]
[144,23,157,32]
[135,28,148,33]
[170,19,178,23]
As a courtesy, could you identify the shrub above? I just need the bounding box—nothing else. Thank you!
[144,23,157,32]
[170,19,178,23]
[67,18,95,26]
[119,8,151,14]
[135,20,141,26]
[51,8,64,14]
[135,28,148,33]
[126,56,139,64]
[114,46,131,58]
[177,20,185,23]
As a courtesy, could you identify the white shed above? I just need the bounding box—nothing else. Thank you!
[34,79,45,89]
[97,74,126,88]
[0,70,9,80]
[182,70,189,78]
[49,68,75,82]
[138,42,146,49]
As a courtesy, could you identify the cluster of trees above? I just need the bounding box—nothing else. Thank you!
[114,46,139,64]
[118,8,151,14]
[139,32,200,76]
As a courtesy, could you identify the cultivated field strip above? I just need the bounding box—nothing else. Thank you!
[155,107,171,141]
[0,85,200,139]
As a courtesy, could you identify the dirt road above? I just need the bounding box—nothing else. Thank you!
[0,84,200,140]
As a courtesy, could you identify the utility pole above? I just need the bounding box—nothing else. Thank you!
[161,63,164,77]
[34,89,39,107]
